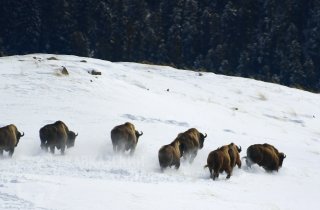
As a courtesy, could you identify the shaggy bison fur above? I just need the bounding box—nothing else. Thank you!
[110,122,143,155]
[39,121,77,155]
[158,134,184,170]
[245,143,286,172]
[178,128,207,163]
[205,143,242,180]
[0,124,24,157]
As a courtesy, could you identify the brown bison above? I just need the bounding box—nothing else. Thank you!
[179,128,207,163]
[245,143,286,172]
[39,121,78,155]
[158,134,184,170]
[204,143,242,180]
[0,124,24,157]
[110,122,143,155]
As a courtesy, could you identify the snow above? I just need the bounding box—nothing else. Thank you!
[0,54,319,210]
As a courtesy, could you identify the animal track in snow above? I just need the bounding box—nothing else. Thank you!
[0,192,38,210]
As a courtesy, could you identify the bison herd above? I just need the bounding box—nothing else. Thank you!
[0,121,286,180]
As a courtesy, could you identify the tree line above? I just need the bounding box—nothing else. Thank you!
[0,0,319,92]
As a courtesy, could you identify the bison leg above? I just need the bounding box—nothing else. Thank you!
[129,146,136,156]
[213,172,219,180]
[189,151,198,163]
[0,149,3,157]
[40,140,47,150]
[117,144,125,153]
[113,145,121,153]
[50,146,55,154]
[236,158,242,168]
[113,144,117,152]
[60,144,66,155]
[225,167,232,179]
[174,160,180,169]
[8,148,14,157]
[212,167,220,180]
[41,143,48,152]
[209,168,213,179]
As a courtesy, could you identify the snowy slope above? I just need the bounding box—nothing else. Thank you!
[0,54,320,210]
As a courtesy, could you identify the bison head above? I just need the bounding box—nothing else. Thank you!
[199,133,207,149]
[67,131,78,148]
[237,145,242,153]
[15,131,24,146]
[278,152,286,167]
[18,131,24,139]
[135,130,143,142]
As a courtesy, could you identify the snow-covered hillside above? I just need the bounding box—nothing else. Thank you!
[0,54,319,210]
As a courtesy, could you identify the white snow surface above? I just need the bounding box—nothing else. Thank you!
[0,54,319,210]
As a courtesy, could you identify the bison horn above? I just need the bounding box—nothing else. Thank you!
[238,146,242,152]
[204,133,207,138]
[20,132,25,137]
[284,154,286,158]
[75,133,78,136]
[139,131,143,136]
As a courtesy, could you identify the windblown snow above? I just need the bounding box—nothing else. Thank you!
[0,54,320,210]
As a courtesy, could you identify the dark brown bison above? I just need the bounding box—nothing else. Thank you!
[245,143,286,172]
[39,121,78,155]
[158,134,184,170]
[204,143,241,180]
[110,122,143,155]
[179,128,207,163]
[0,124,24,157]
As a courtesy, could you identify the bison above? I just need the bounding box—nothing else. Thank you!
[245,143,286,172]
[39,121,78,155]
[0,124,24,157]
[178,128,207,163]
[158,134,184,170]
[204,143,241,180]
[110,122,143,155]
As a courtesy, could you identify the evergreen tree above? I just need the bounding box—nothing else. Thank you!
[39,0,75,54]
[0,0,41,54]
[93,0,112,59]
